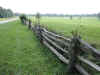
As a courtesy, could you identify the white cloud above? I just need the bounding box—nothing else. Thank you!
[0,0,100,14]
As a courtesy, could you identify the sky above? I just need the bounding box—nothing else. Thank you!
[0,0,100,14]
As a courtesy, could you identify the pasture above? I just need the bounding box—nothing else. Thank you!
[0,17,100,75]
[0,20,66,75]
[40,17,100,49]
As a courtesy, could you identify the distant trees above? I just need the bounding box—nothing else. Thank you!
[0,7,14,18]
[33,13,97,17]
[35,13,41,24]
[70,15,73,20]
[97,13,100,19]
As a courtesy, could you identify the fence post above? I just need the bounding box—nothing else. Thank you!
[24,19,26,25]
[28,19,32,29]
[36,25,43,42]
[67,35,81,73]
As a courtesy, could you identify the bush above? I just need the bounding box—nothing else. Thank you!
[19,14,27,24]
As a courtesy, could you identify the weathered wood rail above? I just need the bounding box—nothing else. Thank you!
[20,18,100,75]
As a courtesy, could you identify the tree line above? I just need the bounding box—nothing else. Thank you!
[32,13,100,20]
[31,13,99,17]
[0,6,14,18]
[17,12,100,20]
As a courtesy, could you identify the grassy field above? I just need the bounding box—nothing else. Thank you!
[39,17,100,49]
[0,20,67,75]
[0,18,7,21]
[0,17,100,75]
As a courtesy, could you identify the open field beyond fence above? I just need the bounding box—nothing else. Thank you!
[39,17,100,49]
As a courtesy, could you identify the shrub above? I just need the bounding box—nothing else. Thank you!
[19,14,27,24]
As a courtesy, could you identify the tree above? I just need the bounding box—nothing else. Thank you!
[70,15,73,20]
[0,7,4,18]
[19,14,27,24]
[97,13,100,19]
[0,6,14,18]
[35,12,41,24]
[7,9,14,17]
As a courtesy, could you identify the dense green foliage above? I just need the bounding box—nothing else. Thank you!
[0,7,14,18]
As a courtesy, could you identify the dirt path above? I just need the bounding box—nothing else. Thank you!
[0,17,18,24]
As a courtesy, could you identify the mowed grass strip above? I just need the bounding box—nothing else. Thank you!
[0,18,7,21]
[0,20,67,75]
[0,17,16,21]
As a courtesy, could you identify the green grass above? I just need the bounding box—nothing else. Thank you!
[0,20,67,75]
[39,17,100,75]
[0,17,100,75]
[0,17,16,21]
[0,18,7,21]
[40,17,100,49]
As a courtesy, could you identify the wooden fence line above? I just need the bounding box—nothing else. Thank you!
[20,18,100,75]
[79,39,100,58]
[42,31,100,71]
[43,40,90,75]
[43,28,71,42]
[42,33,68,54]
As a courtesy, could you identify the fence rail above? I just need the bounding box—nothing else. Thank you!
[20,18,100,75]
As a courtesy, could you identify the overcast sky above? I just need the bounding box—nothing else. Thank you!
[0,0,100,14]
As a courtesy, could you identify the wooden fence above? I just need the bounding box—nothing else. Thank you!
[20,18,100,75]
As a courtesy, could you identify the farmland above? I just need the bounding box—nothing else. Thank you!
[0,17,100,75]
[40,17,100,49]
